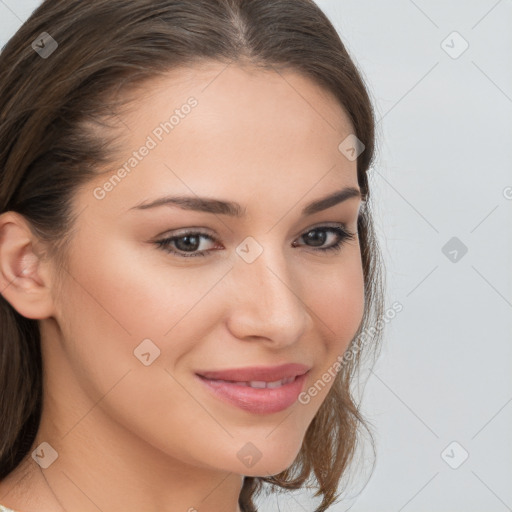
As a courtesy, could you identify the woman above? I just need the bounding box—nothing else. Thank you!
[0,0,385,510]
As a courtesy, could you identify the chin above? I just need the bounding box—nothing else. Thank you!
[232,446,302,478]
[240,460,296,478]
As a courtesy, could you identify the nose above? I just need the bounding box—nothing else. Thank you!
[225,243,309,347]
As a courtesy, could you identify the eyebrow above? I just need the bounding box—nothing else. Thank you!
[129,186,361,217]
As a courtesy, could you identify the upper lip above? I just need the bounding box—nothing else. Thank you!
[196,363,311,382]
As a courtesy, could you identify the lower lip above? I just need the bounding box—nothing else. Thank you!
[196,372,309,414]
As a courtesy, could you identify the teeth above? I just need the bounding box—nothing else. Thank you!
[211,376,296,388]
[249,380,267,388]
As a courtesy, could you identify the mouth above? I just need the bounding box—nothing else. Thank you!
[197,375,298,389]
[194,363,311,414]
[195,362,311,383]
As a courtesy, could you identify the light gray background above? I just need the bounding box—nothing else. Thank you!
[1,1,511,511]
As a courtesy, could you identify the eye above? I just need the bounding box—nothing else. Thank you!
[293,225,357,254]
[155,230,217,257]
[154,224,357,258]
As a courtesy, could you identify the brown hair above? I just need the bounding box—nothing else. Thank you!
[0,0,386,510]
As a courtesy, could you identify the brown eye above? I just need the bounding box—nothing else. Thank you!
[155,231,216,257]
[155,225,356,259]
[293,226,356,253]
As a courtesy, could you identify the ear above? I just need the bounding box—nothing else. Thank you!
[0,211,56,319]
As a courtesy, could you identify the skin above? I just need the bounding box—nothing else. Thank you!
[0,61,365,512]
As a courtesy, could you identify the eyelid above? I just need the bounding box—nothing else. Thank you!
[153,221,356,258]
[153,221,353,243]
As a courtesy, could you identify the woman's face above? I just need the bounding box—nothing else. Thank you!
[44,62,365,477]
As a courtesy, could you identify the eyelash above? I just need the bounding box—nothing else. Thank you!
[154,224,357,258]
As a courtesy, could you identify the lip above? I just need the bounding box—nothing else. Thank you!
[195,364,311,415]
[195,363,311,382]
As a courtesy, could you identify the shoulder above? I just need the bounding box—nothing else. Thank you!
[0,459,36,512]
[0,505,19,512]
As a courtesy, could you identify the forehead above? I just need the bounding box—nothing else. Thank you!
[125,61,352,126]
[83,62,358,217]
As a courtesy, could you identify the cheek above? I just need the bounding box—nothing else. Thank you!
[61,231,219,334]
[53,240,246,467]
[304,251,365,355]
[55,234,231,385]
[294,255,364,413]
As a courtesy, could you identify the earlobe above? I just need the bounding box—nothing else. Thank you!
[0,211,55,319]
